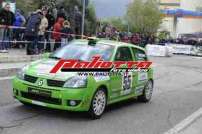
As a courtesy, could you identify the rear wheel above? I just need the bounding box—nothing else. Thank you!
[138,80,153,102]
[89,89,107,119]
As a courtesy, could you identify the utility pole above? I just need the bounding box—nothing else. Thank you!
[81,0,86,38]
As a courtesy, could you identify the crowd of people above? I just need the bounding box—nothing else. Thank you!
[0,3,156,55]
[97,24,156,48]
[0,3,77,54]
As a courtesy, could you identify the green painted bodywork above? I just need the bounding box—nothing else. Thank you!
[12,39,154,112]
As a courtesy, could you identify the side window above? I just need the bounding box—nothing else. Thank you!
[132,48,147,61]
[115,47,133,61]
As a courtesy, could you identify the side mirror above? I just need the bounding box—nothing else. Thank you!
[42,53,51,59]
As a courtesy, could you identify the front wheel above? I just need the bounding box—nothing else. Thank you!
[89,89,107,119]
[138,80,153,102]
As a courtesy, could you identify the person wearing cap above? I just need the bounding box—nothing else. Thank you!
[24,9,42,55]
[0,3,15,53]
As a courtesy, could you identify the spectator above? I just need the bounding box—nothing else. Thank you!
[52,17,64,50]
[0,3,15,53]
[61,20,73,47]
[131,33,141,45]
[74,6,82,37]
[105,24,112,39]
[45,9,55,52]
[52,7,58,20]
[13,9,26,48]
[38,8,48,54]
[57,6,66,20]
[25,9,42,55]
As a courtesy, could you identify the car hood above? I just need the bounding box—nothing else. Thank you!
[27,59,77,81]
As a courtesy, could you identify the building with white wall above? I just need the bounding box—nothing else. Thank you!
[159,0,202,38]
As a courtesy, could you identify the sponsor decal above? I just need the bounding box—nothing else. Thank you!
[50,56,152,74]
[138,71,148,81]
[94,75,110,82]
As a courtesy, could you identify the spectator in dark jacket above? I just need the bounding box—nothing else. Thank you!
[25,9,42,55]
[61,20,73,47]
[57,6,66,20]
[74,6,82,37]
[0,3,15,25]
[0,3,15,53]
[45,9,55,52]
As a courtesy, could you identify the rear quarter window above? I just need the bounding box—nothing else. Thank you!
[131,48,147,61]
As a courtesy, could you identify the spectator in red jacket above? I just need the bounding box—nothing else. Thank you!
[52,17,64,50]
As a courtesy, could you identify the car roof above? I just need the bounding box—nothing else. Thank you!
[73,39,146,52]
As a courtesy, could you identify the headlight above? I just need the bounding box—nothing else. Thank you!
[63,76,87,88]
[16,70,25,80]
[16,65,28,80]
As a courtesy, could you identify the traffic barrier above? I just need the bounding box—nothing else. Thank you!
[0,24,89,50]
[171,44,192,55]
[146,44,173,57]
[170,44,202,56]
[0,25,88,38]
[190,45,202,56]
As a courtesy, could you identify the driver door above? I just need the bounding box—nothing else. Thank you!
[110,47,135,100]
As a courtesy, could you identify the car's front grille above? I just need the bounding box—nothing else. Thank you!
[24,75,38,83]
[47,80,65,87]
[21,92,62,105]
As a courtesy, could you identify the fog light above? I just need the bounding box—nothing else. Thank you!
[69,100,77,106]
[13,89,19,96]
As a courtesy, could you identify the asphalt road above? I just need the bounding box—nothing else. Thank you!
[0,55,202,134]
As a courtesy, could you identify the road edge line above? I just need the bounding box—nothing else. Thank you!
[0,76,14,81]
[164,107,202,134]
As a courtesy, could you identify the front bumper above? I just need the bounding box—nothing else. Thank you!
[12,77,92,111]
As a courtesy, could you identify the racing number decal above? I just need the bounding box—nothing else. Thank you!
[121,72,132,95]
[138,71,148,81]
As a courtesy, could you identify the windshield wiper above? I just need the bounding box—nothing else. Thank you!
[49,56,61,60]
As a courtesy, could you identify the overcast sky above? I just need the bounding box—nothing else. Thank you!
[92,0,132,18]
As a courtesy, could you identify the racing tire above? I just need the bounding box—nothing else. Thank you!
[88,88,107,119]
[138,80,153,102]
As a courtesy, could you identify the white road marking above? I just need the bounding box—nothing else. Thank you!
[192,57,202,60]
[0,76,14,81]
[164,107,202,134]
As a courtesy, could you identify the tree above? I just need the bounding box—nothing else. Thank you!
[107,17,128,31]
[126,0,162,34]
[16,0,57,16]
[85,3,97,35]
[196,6,202,12]
[16,0,97,35]
[16,0,40,15]
[59,0,97,35]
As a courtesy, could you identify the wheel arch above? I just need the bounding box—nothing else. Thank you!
[148,78,154,87]
[97,85,109,99]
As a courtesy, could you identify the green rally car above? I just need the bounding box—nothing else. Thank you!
[12,39,154,119]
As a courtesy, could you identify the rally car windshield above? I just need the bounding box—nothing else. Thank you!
[50,42,114,61]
